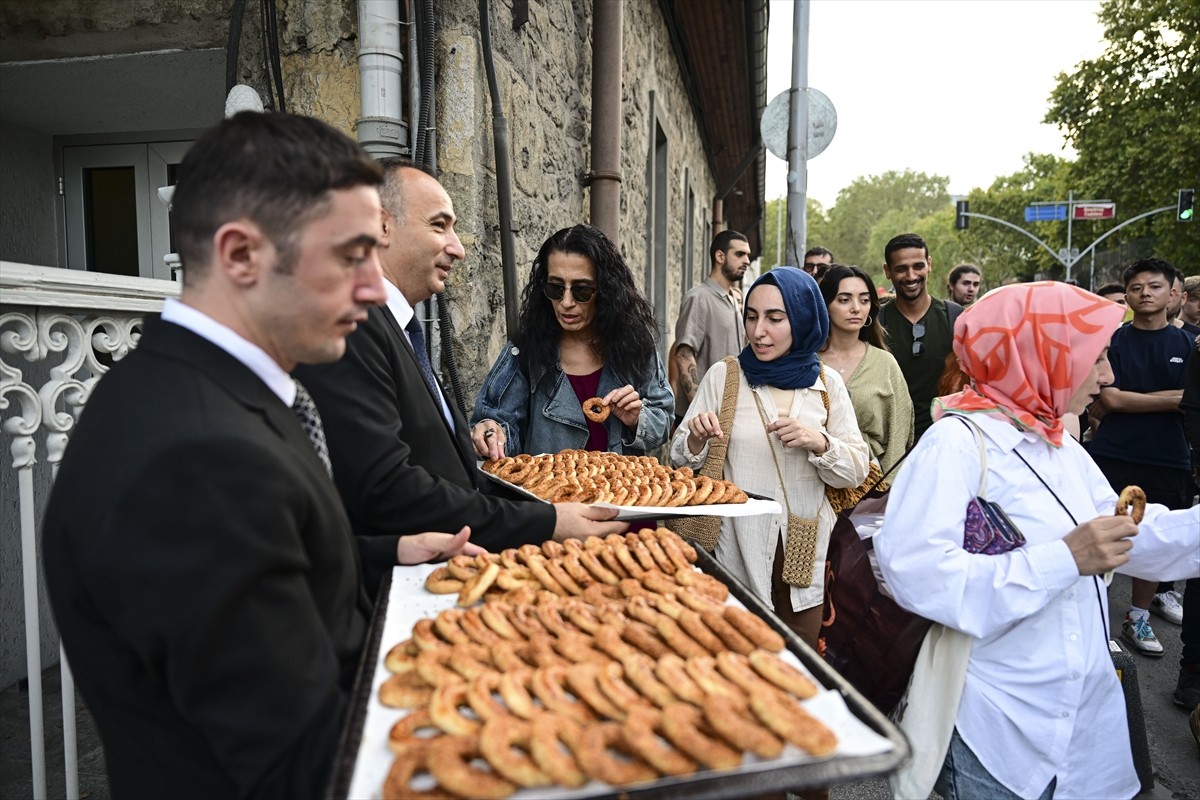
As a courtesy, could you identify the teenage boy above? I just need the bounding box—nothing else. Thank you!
[1091,257,1194,657]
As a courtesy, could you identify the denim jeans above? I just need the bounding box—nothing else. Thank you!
[935,729,1055,800]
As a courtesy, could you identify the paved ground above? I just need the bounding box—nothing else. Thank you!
[2,573,1195,799]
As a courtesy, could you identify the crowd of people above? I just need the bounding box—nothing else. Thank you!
[39,111,1200,800]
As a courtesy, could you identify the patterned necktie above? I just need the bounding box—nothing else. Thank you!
[404,316,444,406]
[291,380,333,478]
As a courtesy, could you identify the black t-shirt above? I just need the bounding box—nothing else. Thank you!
[1090,323,1193,470]
[881,296,956,439]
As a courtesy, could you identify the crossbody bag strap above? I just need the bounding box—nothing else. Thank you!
[752,391,793,517]
[698,356,740,479]
[952,415,991,499]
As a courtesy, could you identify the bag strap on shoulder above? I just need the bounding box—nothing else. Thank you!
[697,356,740,479]
[951,415,990,499]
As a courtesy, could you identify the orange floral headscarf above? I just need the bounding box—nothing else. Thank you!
[932,281,1125,446]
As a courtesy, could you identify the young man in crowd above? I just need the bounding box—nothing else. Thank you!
[672,230,750,425]
[878,232,963,439]
[1090,258,1194,657]
[947,263,982,306]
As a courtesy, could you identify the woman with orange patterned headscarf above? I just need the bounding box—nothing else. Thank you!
[874,282,1200,800]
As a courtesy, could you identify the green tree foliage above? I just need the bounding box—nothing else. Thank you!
[761,196,830,269]
[824,170,951,271]
[1046,0,1199,269]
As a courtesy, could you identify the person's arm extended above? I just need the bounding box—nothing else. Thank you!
[1097,386,1182,414]
[674,343,701,406]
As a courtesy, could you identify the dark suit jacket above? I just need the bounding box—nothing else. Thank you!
[295,303,554,589]
[41,317,370,799]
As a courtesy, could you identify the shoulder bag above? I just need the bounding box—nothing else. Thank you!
[811,364,886,515]
[667,356,739,552]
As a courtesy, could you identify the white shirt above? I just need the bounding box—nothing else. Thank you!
[670,359,870,611]
[160,298,295,406]
[876,412,1200,800]
[381,280,455,431]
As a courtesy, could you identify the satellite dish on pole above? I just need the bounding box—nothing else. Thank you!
[760,88,837,161]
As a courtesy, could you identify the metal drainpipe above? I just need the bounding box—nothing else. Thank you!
[356,0,407,157]
[588,0,623,245]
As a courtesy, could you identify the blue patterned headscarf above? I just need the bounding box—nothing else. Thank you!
[737,267,829,389]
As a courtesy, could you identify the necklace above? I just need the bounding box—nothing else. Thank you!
[822,342,866,376]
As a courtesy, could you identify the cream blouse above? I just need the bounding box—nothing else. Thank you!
[669,360,870,612]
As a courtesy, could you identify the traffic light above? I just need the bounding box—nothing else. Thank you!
[955,200,969,230]
[1179,189,1195,222]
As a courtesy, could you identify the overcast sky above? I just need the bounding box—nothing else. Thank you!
[765,0,1109,208]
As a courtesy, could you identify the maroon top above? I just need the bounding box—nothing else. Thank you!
[567,368,608,451]
[567,367,655,531]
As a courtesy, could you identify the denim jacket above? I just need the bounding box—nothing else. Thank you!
[471,341,674,457]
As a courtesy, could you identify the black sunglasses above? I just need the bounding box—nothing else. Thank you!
[544,282,598,304]
[912,321,926,358]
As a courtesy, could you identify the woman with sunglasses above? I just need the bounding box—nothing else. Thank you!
[875,282,1199,799]
[671,267,870,647]
[818,265,913,474]
[470,224,673,461]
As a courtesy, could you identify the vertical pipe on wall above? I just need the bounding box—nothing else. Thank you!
[588,0,623,245]
[356,0,407,158]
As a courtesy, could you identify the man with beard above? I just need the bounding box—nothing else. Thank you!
[878,232,963,439]
[672,229,751,425]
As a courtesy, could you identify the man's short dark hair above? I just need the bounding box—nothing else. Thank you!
[884,233,929,266]
[1095,282,1125,298]
[948,264,981,285]
[377,157,440,221]
[804,246,833,262]
[172,112,383,283]
[710,229,748,264]
[1122,256,1178,289]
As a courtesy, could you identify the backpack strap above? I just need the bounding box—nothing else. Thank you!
[946,299,964,330]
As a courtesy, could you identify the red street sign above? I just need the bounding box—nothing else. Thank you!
[1073,203,1115,219]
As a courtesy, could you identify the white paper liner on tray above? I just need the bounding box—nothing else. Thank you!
[479,463,783,522]
[346,563,895,800]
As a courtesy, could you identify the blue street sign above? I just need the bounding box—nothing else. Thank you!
[1024,205,1068,222]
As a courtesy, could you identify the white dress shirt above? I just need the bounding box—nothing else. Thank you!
[876,412,1200,800]
[670,359,870,611]
[381,280,455,431]
[160,298,295,406]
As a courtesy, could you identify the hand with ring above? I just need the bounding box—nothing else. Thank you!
[471,419,507,460]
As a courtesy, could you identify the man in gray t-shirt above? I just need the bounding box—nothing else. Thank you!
[673,230,750,421]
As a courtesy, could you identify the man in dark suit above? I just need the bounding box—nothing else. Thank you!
[296,159,625,589]
[41,114,479,799]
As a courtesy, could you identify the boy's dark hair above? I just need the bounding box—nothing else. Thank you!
[709,229,749,264]
[172,112,383,283]
[804,246,834,261]
[1121,257,1178,288]
[884,233,929,266]
[947,264,981,285]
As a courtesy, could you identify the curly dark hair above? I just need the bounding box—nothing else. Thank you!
[515,224,660,384]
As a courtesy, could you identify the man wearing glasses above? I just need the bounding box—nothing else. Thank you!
[802,246,835,281]
[878,232,964,439]
[295,159,624,590]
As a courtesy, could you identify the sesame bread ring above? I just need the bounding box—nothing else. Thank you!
[702,610,758,655]
[565,662,626,719]
[382,742,455,799]
[529,713,588,789]
[575,722,658,786]
[653,654,706,705]
[1116,485,1146,524]
[385,639,420,674]
[702,694,784,759]
[427,734,518,800]
[465,672,509,723]
[582,397,611,423]
[724,606,785,652]
[387,707,443,754]
[529,665,596,725]
[423,567,465,595]
[677,609,727,655]
[748,649,819,699]
[479,717,551,789]
[379,671,434,709]
[429,683,483,736]
[660,702,743,770]
[622,705,699,776]
[456,560,500,607]
[748,689,838,756]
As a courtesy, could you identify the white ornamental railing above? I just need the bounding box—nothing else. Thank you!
[0,262,178,799]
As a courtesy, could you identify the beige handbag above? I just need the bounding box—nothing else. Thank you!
[753,391,821,588]
[666,357,739,552]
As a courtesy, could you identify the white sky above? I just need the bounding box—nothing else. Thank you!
[765,0,1109,207]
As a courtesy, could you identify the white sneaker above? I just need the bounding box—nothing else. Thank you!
[1122,614,1165,657]
[1151,590,1185,625]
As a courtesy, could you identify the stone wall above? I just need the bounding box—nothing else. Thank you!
[431,0,716,404]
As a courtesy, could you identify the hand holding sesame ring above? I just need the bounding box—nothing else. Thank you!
[582,396,611,423]
[1115,485,1146,523]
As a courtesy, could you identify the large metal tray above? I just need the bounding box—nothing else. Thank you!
[326,540,910,800]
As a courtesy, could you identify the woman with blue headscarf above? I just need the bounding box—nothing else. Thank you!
[670,267,870,646]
